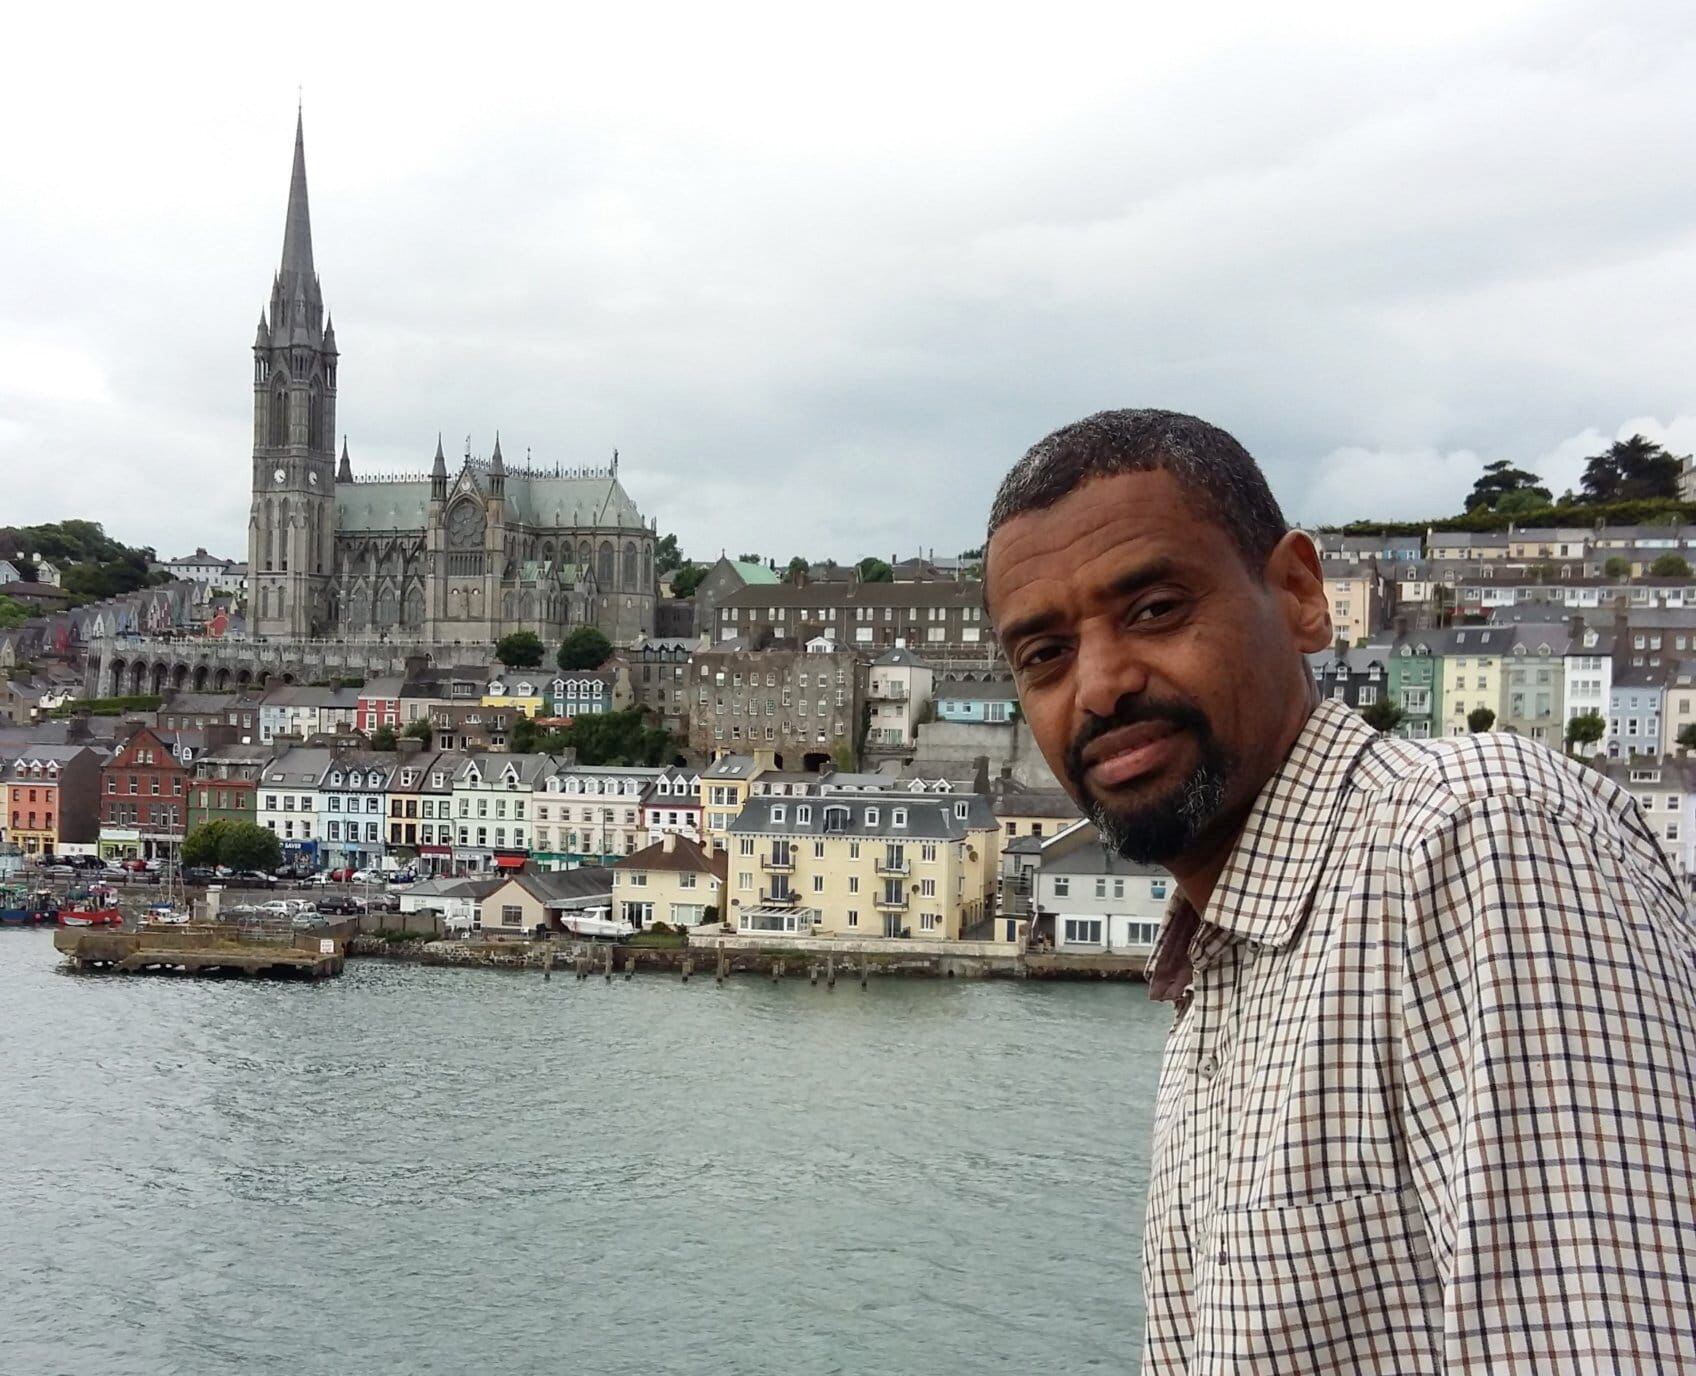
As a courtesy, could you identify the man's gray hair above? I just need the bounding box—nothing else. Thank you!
[986,408,1290,573]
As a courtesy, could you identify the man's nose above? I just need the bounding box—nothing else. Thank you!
[1073,626,1148,721]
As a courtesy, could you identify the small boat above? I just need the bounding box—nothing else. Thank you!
[2,888,59,925]
[58,889,124,927]
[558,905,636,941]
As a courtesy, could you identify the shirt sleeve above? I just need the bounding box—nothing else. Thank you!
[1398,792,1696,1373]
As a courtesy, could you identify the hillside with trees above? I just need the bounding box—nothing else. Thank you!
[0,519,172,605]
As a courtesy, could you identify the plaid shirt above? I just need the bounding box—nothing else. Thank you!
[1142,700,1696,1374]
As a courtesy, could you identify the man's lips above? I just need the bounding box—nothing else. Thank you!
[1082,722,1183,788]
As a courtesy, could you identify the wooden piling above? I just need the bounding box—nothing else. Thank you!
[682,957,692,983]
[604,947,614,981]
[860,954,869,988]
[809,963,819,986]
[826,955,836,990]
[624,955,635,980]
[543,947,554,982]
[716,947,728,985]
[772,959,784,982]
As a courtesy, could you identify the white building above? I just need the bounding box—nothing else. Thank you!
[1598,757,1696,879]
[1563,626,1616,755]
[641,766,702,844]
[257,684,362,744]
[1031,819,1170,954]
[157,547,247,594]
[865,644,935,750]
[319,751,394,871]
[532,763,663,867]
[257,746,332,870]
[450,753,553,871]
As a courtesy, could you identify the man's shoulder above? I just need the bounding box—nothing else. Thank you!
[1348,727,1640,842]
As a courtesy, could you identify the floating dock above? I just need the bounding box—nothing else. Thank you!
[54,924,346,979]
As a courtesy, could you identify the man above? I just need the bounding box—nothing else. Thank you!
[984,409,1696,1374]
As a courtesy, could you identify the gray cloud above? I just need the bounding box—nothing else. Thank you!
[3,0,1694,564]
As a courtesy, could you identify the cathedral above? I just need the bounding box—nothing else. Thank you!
[246,115,657,647]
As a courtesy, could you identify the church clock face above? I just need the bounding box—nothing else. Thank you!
[273,467,287,485]
[307,470,319,487]
[448,501,483,550]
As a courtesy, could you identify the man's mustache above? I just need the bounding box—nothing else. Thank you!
[1065,698,1214,787]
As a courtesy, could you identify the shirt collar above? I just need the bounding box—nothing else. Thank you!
[1146,698,1378,995]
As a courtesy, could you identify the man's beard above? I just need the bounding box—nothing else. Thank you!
[1065,698,1236,865]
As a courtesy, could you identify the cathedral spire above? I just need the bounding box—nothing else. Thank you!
[337,436,352,483]
[490,432,505,472]
[431,433,448,502]
[280,109,315,286]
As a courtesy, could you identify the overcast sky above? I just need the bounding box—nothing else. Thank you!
[4,1,1695,565]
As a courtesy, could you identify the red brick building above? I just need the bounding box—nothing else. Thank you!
[99,726,191,862]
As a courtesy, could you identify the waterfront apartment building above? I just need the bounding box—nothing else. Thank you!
[641,766,702,845]
[187,743,270,833]
[356,677,405,735]
[257,684,361,744]
[699,749,775,852]
[99,727,190,862]
[319,750,395,872]
[450,753,553,871]
[1564,627,1615,754]
[612,832,725,929]
[1029,820,1170,954]
[7,745,103,858]
[385,748,465,874]
[256,746,332,869]
[531,763,663,867]
[686,644,864,767]
[1321,559,1391,646]
[725,790,1001,939]
[1609,666,1669,759]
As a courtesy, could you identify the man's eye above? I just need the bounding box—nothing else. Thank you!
[1020,644,1064,670]
[1131,599,1180,625]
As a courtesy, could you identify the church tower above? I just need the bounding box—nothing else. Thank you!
[248,111,338,640]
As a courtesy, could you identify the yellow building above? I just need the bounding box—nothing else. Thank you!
[1439,624,1512,735]
[612,832,726,928]
[725,790,1001,939]
[991,786,1082,848]
[700,748,775,853]
[481,672,547,718]
[1320,560,1390,647]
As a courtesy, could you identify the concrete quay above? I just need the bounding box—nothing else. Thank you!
[55,924,348,979]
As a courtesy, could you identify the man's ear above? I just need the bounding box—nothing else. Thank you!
[1265,531,1333,652]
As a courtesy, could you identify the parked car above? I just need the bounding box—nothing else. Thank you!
[351,869,385,885]
[182,867,216,885]
[365,893,401,913]
[237,870,278,888]
[315,895,360,915]
[121,858,149,874]
[386,870,417,885]
[291,912,331,929]
[66,855,106,871]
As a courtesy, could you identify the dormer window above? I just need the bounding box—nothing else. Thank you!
[892,807,908,828]
[797,805,812,824]
[955,801,969,820]
[329,771,343,786]
[866,807,879,826]
[772,804,786,824]
[431,772,444,787]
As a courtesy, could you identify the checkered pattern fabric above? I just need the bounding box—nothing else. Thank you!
[1141,699,1696,1373]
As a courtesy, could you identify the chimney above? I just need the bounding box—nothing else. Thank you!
[662,831,678,854]
[397,736,424,756]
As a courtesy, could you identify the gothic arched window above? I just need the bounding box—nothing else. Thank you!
[270,381,288,447]
[622,541,637,590]
[597,541,614,587]
[308,383,323,451]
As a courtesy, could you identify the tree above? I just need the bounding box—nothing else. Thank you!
[533,706,677,766]
[857,557,893,584]
[182,820,234,867]
[1650,553,1692,579]
[1467,706,1496,733]
[736,552,762,564]
[1579,435,1684,504]
[370,725,398,751]
[495,631,545,668]
[222,822,284,872]
[181,819,282,872]
[402,719,432,746]
[509,713,543,754]
[654,532,684,575]
[1360,698,1404,734]
[1494,488,1551,516]
[1466,459,1550,513]
[785,556,810,581]
[1604,555,1631,579]
[0,596,28,629]
[558,627,612,670]
[670,564,708,598]
[1565,711,1606,754]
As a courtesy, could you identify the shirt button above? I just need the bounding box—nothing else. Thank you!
[1199,1052,1219,1078]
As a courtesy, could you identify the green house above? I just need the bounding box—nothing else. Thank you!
[1388,634,1444,740]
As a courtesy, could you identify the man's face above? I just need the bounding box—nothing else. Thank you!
[986,469,1330,868]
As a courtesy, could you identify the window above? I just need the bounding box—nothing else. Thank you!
[500,904,524,927]
[812,874,824,893]
[1151,879,1168,900]
[1053,877,1070,897]
[1095,878,1107,898]
[892,807,908,828]
[847,909,858,927]
[739,838,754,856]
[1063,918,1103,944]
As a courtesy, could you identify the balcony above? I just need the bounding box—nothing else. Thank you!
[875,684,908,700]
[759,889,799,906]
[874,890,907,911]
[875,858,909,877]
[760,853,794,873]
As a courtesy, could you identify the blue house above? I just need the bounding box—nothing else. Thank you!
[934,679,1019,724]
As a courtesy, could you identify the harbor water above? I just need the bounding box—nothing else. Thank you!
[0,931,1168,1375]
